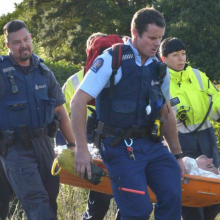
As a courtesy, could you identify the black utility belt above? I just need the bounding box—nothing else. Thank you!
[95,121,150,138]
[0,126,49,145]
[92,121,151,147]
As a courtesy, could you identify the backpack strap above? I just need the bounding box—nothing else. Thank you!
[109,43,123,98]
[182,95,213,133]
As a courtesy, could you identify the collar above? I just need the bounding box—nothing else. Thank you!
[8,53,40,68]
[8,53,36,66]
[169,65,192,85]
[125,39,154,66]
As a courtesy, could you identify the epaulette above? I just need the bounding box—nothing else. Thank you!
[39,62,50,74]
[0,55,9,62]
[32,54,50,74]
[32,53,45,63]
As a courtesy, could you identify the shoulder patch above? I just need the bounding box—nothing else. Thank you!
[170,97,180,107]
[90,58,104,73]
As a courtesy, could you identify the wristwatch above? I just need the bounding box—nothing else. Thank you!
[67,143,76,148]
[174,152,184,159]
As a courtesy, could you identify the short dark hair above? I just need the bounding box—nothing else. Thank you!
[131,7,165,36]
[3,20,29,41]
[160,37,186,57]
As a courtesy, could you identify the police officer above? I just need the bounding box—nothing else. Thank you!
[71,7,185,220]
[160,37,220,220]
[56,32,121,220]
[0,20,75,220]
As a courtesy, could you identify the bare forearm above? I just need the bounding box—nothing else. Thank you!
[71,90,94,179]
[71,91,92,151]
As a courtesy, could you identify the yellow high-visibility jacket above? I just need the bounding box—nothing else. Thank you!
[169,65,220,133]
[62,69,95,117]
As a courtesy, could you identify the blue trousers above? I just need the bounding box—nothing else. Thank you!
[0,136,59,220]
[100,137,182,220]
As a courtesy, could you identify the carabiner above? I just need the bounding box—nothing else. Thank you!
[124,138,133,147]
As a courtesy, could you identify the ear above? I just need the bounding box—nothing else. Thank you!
[161,56,166,62]
[30,33,32,39]
[5,41,10,49]
[132,28,138,39]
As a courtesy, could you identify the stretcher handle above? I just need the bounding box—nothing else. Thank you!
[51,158,62,176]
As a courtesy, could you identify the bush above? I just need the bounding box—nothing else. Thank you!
[45,60,82,86]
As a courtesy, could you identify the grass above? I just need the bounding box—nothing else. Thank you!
[6,183,220,220]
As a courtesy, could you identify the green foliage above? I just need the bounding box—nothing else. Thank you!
[0,35,7,55]
[45,60,82,86]
[1,0,220,79]
[10,0,153,63]
[1,0,220,81]
[154,0,220,80]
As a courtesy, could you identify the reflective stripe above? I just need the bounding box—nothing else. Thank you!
[177,120,211,133]
[192,68,204,91]
[71,74,80,91]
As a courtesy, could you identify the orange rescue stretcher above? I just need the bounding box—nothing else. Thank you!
[59,159,220,207]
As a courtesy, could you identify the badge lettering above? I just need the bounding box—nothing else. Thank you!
[170,97,180,107]
[151,80,160,86]
[2,67,16,73]
[122,54,134,60]
[35,84,46,90]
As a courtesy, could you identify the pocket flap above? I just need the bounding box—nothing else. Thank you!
[7,100,27,111]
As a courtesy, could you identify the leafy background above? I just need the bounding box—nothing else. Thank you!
[1,0,220,82]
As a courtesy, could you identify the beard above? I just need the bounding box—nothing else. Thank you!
[20,54,31,61]
[19,47,32,61]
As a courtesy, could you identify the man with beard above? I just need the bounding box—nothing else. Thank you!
[0,20,75,220]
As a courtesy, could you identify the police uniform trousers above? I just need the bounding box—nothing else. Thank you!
[99,137,182,220]
[0,160,13,220]
[0,135,59,220]
[179,127,220,220]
